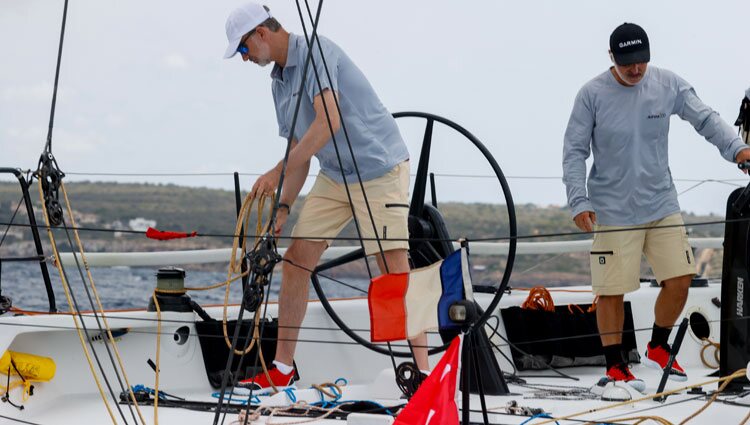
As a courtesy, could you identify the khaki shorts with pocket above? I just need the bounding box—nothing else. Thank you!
[292,161,410,255]
[590,213,697,296]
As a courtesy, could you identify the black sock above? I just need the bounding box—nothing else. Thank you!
[650,323,671,348]
[603,344,624,369]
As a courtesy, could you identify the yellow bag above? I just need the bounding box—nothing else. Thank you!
[0,350,56,401]
[0,350,56,382]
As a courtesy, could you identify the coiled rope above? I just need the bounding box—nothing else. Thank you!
[521,286,556,312]
[236,401,352,425]
[699,338,720,369]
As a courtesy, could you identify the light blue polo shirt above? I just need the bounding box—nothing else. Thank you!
[271,33,409,183]
[563,66,748,226]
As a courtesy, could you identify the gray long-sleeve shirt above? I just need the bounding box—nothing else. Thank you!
[562,66,748,226]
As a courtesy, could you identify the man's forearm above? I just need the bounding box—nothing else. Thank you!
[280,159,310,206]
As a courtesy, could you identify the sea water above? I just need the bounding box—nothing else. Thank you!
[0,262,369,312]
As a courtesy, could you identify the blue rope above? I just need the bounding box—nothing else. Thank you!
[211,391,259,405]
[310,381,344,408]
[131,384,177,401]
[282,387,297,403]
[520,413,560,425]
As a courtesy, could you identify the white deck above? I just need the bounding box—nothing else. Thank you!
[0,282,747,424]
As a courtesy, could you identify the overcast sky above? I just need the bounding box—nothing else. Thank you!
[1,0,749,215]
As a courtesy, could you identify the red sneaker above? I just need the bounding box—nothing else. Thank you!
[236,366,296,392]
[643,343,688,381]
[601,362,645,393]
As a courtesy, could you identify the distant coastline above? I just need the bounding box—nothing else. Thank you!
[0,181,727,286]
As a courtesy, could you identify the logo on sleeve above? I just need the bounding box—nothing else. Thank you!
[647,112,666,119]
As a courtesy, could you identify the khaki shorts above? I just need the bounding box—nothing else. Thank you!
[590,213,697,296]
[291,161,410,255]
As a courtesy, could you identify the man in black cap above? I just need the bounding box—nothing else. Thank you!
[737,87,750,143]
[563,22,750,391]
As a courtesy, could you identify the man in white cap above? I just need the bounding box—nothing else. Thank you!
[563,22,750,392]
[224,3,428,391]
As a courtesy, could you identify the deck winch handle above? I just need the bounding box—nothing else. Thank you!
[654,317,689,402]
[737,161,750,170]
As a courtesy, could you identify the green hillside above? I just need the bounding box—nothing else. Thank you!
[0,181,727,285]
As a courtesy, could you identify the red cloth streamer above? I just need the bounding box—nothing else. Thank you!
[394,334,461,425]
[146,227,197,241]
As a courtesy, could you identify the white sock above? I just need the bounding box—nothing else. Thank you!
[273,360,294,375]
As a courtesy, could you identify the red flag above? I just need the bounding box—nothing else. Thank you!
[394,335,461,425]
[146,227,197,241]
[368,273,409,342]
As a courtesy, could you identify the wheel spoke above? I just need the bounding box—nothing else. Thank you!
[409,118,434,217]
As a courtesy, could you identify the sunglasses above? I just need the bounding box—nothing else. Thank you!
[236,30,256,55]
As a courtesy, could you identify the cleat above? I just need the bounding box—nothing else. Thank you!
[643,343,688,382]
[235,366,296,393]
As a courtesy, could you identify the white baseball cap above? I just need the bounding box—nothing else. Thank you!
[224,3,272,59]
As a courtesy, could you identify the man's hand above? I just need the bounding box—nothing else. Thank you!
[574,211,597,232]
[736,148,750,175]
[274,208,288,236]
[251,166,281,199]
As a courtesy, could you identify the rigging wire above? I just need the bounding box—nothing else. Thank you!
[10,0,747,420]
[0,413,45,425]
[35,182,124,424]
[0,196,25,249]
[211,194,274,425]
[43,171,750,184]
[295,0,391,274]
[43,0,68,154]
[58,182,146,424]
[0,214,739,243]
[296,0,424,375]
[56,218,141,424]
[216,0,337,416]
[1,307,748,357]
[283,257,367,294]
[211,0,342,413]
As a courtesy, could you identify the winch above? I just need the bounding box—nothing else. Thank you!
[148,266,192,313]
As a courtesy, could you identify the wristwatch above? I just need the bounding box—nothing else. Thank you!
[278,203,291,213]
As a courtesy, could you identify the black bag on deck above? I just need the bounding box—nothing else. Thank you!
[195,318,287,389]
[500,302,640,370]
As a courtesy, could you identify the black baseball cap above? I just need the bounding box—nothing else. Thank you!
[609,23,650,65]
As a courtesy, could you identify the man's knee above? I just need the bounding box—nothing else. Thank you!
[377,249,409,274]
[283,240,326,274]
[597,294,624,304]
[662,274,692,291]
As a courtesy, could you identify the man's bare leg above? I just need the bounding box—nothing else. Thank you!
[596,295,625,346]
[375,249,430,371]
[275,239,328,366]
[654,274,692,328]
